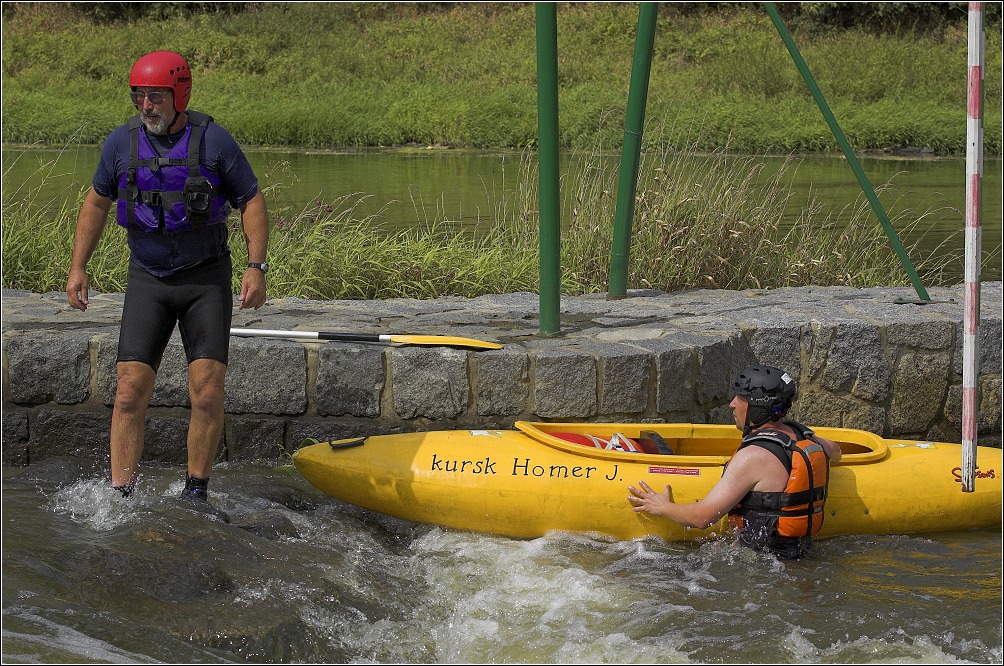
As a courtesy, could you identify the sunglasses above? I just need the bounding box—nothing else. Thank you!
[130,90,169,105]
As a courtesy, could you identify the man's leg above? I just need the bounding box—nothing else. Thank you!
[185,358,227,480]
[110,361,157,490]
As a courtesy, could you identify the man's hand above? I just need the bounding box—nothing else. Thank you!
[237,191,269,311]
[66,268,90,311]
[238,268,266,310]
[628,480,674,517]
[66,188,112,313]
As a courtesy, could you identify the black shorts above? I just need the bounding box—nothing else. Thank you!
[117,256,234,371]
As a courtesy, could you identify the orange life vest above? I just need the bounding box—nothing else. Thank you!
[727,422,830,559]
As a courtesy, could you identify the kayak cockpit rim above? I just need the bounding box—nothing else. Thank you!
[513,421,889,465]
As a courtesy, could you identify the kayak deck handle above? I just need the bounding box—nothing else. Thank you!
[329,438,366,451]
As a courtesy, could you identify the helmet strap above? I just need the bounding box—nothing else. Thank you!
[744,405,775,435]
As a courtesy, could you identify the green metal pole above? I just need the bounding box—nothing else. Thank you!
[608,2,659,299]
[763,2,930,301]
[536,2,561,334]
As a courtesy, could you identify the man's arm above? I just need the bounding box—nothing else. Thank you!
[788,420,842,463]
[237,191,269,310]
[813,435,842,463]
[628,447,771,529]
[66,188,113,312]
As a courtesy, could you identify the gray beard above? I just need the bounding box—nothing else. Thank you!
[141,112,172,136]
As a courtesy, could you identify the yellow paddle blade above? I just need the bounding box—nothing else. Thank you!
[386,334,503,349]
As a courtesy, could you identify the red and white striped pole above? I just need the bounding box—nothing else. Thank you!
[961,2,984,493]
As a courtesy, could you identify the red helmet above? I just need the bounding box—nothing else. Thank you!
[129,51,192,113]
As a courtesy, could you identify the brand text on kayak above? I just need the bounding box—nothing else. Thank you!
[428,454,618,480]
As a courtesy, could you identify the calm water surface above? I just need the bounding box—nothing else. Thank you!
[3,145,1001,282]
[2,461,1001,664]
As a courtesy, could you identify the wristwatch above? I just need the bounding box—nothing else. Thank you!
[248,261,268,274]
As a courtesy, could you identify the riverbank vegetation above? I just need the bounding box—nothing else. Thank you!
[1,3,996,298]
[3,128,961,299]
[2,2,1001,154]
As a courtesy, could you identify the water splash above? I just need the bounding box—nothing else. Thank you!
[49,479,148,531]
[6,465,1000,663]
[2,608,171,663]
[806,630,981,664]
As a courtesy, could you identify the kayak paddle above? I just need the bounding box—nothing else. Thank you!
[230,327,502,350]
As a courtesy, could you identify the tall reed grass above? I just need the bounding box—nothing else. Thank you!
[555,133,965,293]
[2,129,971,301]
[1,146,129,294]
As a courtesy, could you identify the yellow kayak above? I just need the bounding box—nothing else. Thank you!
[292,421,1003,541]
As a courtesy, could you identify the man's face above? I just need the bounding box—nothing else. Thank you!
[729,394,748,431]
[131,87,175,135]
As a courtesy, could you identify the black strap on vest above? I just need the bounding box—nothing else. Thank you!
[737,429,795,476]
[120,111,214,232]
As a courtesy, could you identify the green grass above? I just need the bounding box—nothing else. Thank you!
[5,3,992,297]
[553,127,957,293]
[2,3,1000,154]
[2,128,964,300]
[1,147,128,294]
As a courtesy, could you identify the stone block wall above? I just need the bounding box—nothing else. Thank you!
[3,285,1001,468]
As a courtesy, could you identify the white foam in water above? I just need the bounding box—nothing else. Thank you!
[553,630,690,663]
[804,631,977,664]
[1,609,160,663]
[231,578,283,606]
[49,477,239,532]
[406,530,697,663]
[49,479,147,531]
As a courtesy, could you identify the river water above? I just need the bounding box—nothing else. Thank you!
[3,146,1002,282]
[2,459,1001,664]
[3,145,1003,661]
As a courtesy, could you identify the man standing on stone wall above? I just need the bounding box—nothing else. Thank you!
[65,50,269,520]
